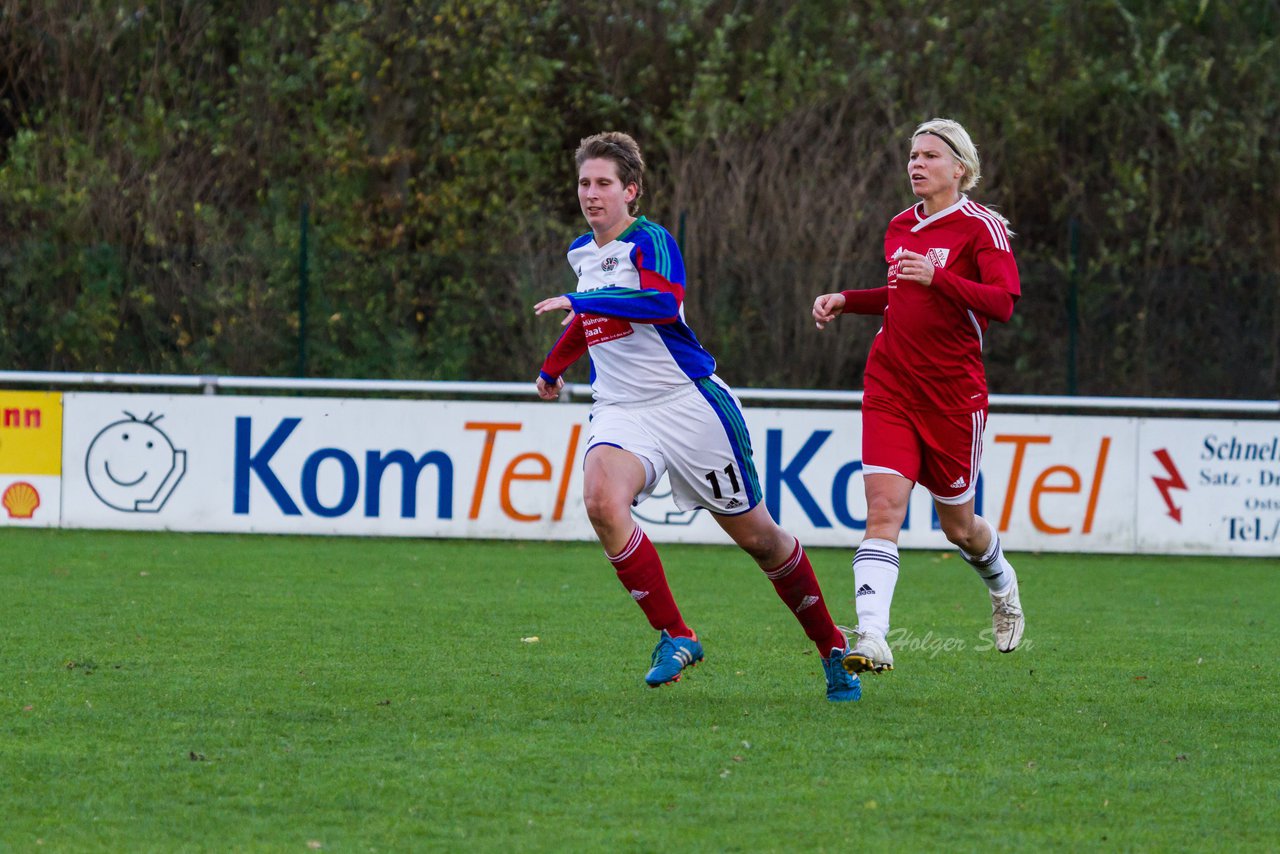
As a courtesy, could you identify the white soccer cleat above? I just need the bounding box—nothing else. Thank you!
[842,627,895,675]
[990,571,1025,653]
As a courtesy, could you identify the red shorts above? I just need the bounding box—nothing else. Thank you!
[861,396,986,504]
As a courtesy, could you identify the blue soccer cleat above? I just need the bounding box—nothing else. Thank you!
[823,646,862,702]
[644,629,704,687]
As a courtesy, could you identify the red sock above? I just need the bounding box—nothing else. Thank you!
[764,538,846,655]
[608,526,693,639]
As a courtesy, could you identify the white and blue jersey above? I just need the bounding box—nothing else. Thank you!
[539,216,761,513]
[540,216,717,406]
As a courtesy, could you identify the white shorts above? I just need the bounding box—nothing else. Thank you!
[585,376,762,516]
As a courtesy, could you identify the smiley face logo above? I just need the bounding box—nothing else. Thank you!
[84,412,187,512]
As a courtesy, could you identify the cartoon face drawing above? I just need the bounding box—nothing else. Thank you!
[85,413,187,512]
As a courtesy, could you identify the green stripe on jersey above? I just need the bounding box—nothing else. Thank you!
[588,288,654,302]
[635,218,672,280]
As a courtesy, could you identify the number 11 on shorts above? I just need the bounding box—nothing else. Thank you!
[705,463,741,499]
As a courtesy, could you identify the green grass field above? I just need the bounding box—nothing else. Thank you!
[2,528,1277,852]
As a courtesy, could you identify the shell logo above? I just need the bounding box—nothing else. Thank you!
[3,481,40,519]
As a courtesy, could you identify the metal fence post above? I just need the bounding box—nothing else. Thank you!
[298,201,310,378]
[1067,217,1080,395]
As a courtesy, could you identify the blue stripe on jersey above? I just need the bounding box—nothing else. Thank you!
[569,286,678,321]
[654,322,717,378]
[694,377,763,508]
[637,222,670,280]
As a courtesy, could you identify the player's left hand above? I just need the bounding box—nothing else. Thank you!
[534,296,576,326]
[895,250,935,286]
[535,375,564,400]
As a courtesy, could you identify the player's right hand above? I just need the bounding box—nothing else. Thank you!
[535,375,564,400]
[812,292,846,329]
[534,295,576,326]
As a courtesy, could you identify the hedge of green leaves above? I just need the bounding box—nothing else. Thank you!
[2,1,1276,397]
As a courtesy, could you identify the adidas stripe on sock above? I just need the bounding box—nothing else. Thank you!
[852,538,899,639]
[762,537,847,655]
[608,526,693,638]
[962,516,1015,594]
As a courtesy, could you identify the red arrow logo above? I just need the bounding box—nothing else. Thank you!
[1151,448,1187,523]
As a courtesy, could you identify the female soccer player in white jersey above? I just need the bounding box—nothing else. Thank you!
[811,118,1026,678]
[534,131,860,701]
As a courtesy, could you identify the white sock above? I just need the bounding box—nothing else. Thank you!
[962,516,1015,594]
[852,538,899,639]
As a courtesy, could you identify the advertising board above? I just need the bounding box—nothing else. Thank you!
[54,392,1279,556]
[0,391,62,528]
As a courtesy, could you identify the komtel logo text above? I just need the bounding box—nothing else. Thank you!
[233,417,453,519]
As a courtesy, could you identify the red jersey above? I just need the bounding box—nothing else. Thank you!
[842,196,1020,413]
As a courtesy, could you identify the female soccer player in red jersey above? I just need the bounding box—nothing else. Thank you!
[811,118,1026,677]
[535,131,860,701]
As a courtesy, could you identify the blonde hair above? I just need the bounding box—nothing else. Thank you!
[912,118,981,192]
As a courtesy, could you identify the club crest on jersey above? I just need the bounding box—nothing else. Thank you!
[601,256,619,272]
[925,248,950,268]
